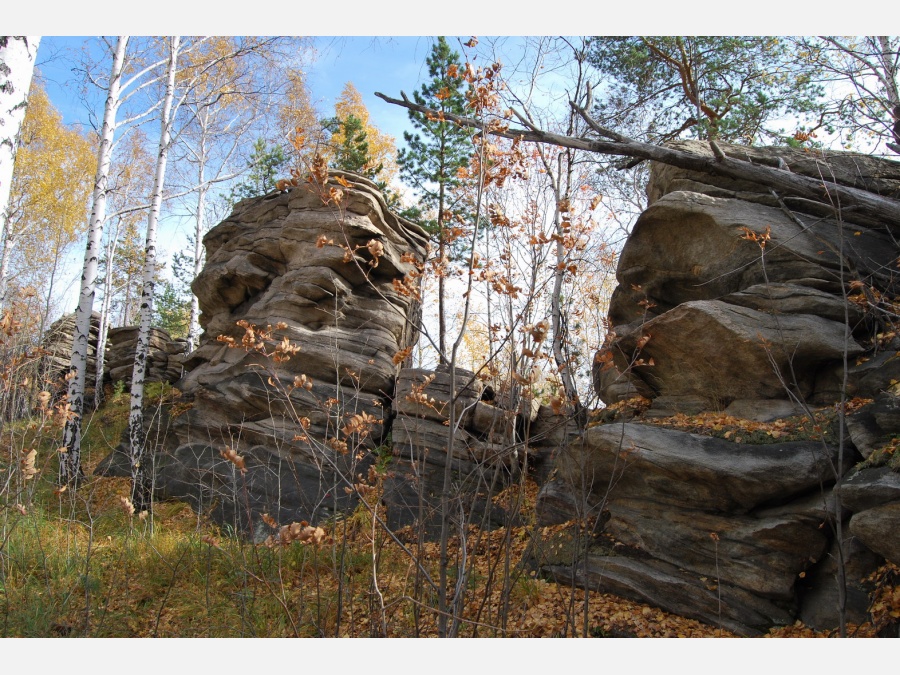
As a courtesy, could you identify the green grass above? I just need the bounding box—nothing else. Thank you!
[0,392,345,637]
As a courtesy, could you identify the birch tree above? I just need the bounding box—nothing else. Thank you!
[60,37,130,486]
[61,36,172,486]
[174,37,282,352]
[128,36,288,511]
[94,129,155,407]
[0,35,40,314]
[129,35,181,512]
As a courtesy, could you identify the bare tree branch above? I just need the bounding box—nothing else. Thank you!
[375,90,900,228]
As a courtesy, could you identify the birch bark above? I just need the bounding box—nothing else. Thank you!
[60,36,128,485]
[0,36,40,311]
[129,36,180,512]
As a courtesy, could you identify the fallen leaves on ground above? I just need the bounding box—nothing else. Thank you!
[643,409,838,445]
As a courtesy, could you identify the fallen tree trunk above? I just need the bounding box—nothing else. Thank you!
[375,91,900,230]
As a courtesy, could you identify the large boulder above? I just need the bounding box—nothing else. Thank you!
[544,554,794,637]
[849,503,900,565]
[542,423,848,514]
[613,300,862,404]
[534,422,846,635]
[839,466,900,567]
[601,141,900,412]
[648,140,900,209]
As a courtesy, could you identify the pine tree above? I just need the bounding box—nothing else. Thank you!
[321,112,403,208]
[397,37,473,362]
[153,279,190,338]
[229,138,288,202]
[322,113,381,177]
[327,82,398,183]
[587,37,825,144]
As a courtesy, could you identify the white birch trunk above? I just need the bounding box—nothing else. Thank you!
[187,185,205,354]
[187,118,207,354]
[0,36,40,310]
[0,234,15,308]
[93,225,120,410]
[60,36,128,485]
[129,36,180,512]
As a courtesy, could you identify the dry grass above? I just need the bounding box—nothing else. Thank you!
[1,393,894,638]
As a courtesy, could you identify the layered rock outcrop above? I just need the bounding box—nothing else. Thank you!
[542,142,900,634]
[384,366,523,533]
[596,142,900,413]
[538,423,845,634]
[41,311,103,403]
[150,172,430,532]
[104,326,186,387]
[93,151,900,635]
[41,314,186,403]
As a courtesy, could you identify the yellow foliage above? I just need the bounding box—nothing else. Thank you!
[5,81,96,330]
[277,69,327,162]
[9,83,96,246]
[327,82,398,182]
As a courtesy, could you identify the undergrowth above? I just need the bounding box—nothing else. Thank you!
[0,392,895,637]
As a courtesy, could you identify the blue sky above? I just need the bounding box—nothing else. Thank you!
[23,34,486,313]
[29,36,485,245]
[10,12,893,317]
[307,36,437,142]
[34,36,444,147]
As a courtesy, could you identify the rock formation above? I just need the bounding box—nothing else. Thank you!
[40,311,102,404]
[596,142,900,413]
[147,171,430,533]
[105,326,186,387]
[540,142,900,635]
[383,365,522,534]
[92,150,900,635]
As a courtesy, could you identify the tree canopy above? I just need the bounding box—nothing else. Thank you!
[324,82,398,183]
[587,37,826,145]
[3,81,96,327]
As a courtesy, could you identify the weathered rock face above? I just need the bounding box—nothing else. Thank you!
[849,502,900,565]
[614,299,863,403]
[549,143,900,634]
[105,326,186,387]
[839,466,900,570]
[595,141,900,411]
[41,312,103,403]
[536,422,843,635]
[154,172,430,532]
[384,366,523,534]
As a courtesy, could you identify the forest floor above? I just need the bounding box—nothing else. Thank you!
[0,389,896,638]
